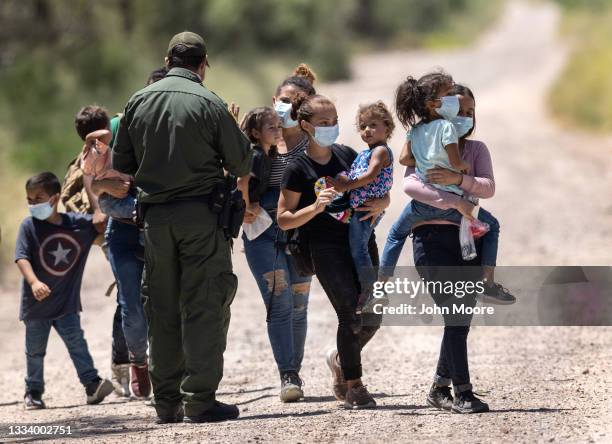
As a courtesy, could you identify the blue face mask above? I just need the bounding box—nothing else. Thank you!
[274,101,298,128]
[29,200,54,220]
[313,124,340,147]
[436,95,460,120]
[450,116,474,138]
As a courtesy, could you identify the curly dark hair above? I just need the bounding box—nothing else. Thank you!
[395,71,453,128]
[356,101,395,139]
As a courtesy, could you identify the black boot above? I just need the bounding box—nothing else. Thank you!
[184,401,240,423]
[426,383,453,411]
[451,390,489,414]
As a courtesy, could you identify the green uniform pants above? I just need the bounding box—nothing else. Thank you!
[141,200,237,417]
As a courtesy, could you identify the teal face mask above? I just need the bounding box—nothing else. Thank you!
[436,95,460,120]
[450,116,474,138]
[274,101,298,128]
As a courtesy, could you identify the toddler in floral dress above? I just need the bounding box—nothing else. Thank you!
[326,102,394,314]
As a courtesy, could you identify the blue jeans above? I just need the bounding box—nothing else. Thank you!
[99,193,136,219]
[242,189,311,374]
[105,218,148,364]
[24,313,99,393]
[348,213,380,295]
[381,200,499,275]
[112,303,129,365]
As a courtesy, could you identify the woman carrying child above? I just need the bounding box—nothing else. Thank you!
[239,65,317,403]
[381,73,514,305]
[387,73,505,413]
[277,93,389,409]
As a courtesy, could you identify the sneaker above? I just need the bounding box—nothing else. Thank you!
[480,283,516,305]
[451,390,489,414]
[325,348,347,401]
[426,384,453,411]
[184,401,239,423]
[24,391,46,410]
[344,384,376,410]
[85,378,114,405]
[111,363,131,397]
[156,405,184,424]
[130,363,152,399]
[280,371,304,403]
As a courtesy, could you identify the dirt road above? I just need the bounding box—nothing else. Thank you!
[0,1,610,443]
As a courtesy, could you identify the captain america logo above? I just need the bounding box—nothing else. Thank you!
[38,233,82,277]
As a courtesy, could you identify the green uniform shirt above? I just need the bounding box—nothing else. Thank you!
[112,67,252,204]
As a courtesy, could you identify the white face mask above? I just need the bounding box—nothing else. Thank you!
[312,124,340,147]
[29,199,54,220]
[436,95,460,120]
[450,116,474,138]
[274,101,298,128]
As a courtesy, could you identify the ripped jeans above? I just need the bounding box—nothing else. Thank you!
[243,191,311,375]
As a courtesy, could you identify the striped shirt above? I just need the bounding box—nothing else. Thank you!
[267,136,309,189]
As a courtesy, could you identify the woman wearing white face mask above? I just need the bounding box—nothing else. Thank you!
[240,64,317,403]
[277,94,390,409]
[381,79,513,305]
[383,78,512,414]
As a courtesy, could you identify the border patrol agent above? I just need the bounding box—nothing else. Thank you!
[112,31,252,423]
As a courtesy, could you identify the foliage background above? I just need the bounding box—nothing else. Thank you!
[549,0,612,132]
[0,0,502,268]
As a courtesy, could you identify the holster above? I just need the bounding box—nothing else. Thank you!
[210,175,245,241]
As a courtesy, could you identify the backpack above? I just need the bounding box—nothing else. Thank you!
[60,154,92,214]
[61,113,122,214]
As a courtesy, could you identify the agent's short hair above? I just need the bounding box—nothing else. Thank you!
[25,172,61,195]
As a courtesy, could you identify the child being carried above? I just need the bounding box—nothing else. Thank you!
[326,101,395,315]
[80,129,135,222]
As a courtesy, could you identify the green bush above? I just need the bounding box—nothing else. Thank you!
[549,2,612,132]
[0,0,503,174]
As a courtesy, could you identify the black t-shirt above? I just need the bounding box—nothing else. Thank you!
[281,144,357,238]
[248,146,272,202]
[14,213,98,321]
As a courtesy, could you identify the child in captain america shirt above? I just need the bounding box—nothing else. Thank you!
[15,172,113,409]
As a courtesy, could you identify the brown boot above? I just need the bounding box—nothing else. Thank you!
[344,384,376,410]
[325,348,347,401]
[130,363,151,399]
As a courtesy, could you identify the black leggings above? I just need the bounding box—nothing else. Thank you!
[309,232,381,380]
[412,224,482,393]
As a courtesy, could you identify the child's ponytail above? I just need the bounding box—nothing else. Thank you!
[395,71,453,128]
[395,76,421,128]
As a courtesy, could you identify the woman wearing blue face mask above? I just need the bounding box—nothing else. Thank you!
[240,64,317,403]
[384,80,513,414]
[381,78,513,304]
[277,94,390,409]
